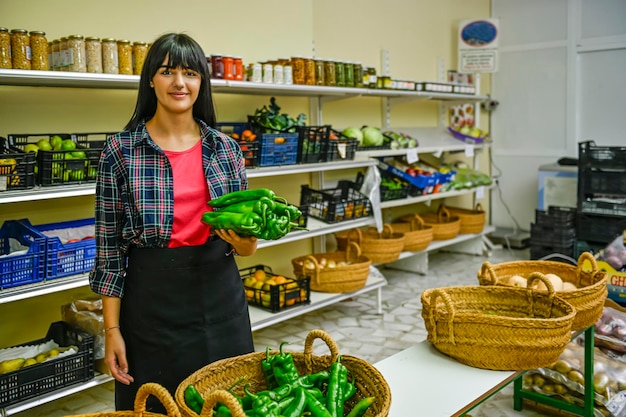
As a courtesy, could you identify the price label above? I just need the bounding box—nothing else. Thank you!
[0,176,7,192]
[476,186,485,199]
[337,143,347,159]
[465,145,474,157]
[406,149,419,164]
[433,149,443,158]
[425,198,432,207]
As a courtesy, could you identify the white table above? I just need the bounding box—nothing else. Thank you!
[374,341,520,416]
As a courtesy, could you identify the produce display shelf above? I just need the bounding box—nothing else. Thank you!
[0,69,488,102]
[395,225,496,260]
[380,183,496,209]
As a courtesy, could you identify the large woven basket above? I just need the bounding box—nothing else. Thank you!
[174,329,391,417]
[477,252,608,331]
[291,241,372,292]
[444,203,486,234]
[421,274,576,371]
[389,215,433,252]
[402,206,461,240]
[67,383,180,417]
[337,225,405,264]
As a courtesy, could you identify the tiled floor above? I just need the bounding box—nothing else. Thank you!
[14,247,552,417]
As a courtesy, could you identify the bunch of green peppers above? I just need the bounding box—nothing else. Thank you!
[183,342,376,417]
[201,188,306,241]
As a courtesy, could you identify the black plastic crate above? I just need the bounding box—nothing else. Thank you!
[580,199,626,217]
[296,204,309,229]
[295,125,330,164]
[535,206,577,228]
[0,137,36,192]
[578,140,626,171]
[327,130,358,161]
[239,264,310,313]
[0,321,95,408]
[215,122,259,168]
[576,212,626,244]
[529,243,574,261]
[379,169,409,201]
[530,223,577,247]
[300,180,372,223]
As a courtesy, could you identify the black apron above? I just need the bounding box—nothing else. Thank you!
[116,237,254,412]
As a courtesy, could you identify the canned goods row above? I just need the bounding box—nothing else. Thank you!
[291,57,371,88]
[209,55,245,81]
[0,28,49,70]
[246,59,294,85]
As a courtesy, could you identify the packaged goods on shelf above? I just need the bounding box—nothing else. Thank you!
[0,321,95,408]
[239,264,310,313]
[595,233,626,305]
[300,180,372,224]
[215,122,259,167]
[327,129,358,161]
[378,168,409,202]
[62,297,104,360]
[0,137,36,192]
[0,219,46,289]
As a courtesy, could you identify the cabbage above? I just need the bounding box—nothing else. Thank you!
[361,126,384,147]
[341,127,363,145]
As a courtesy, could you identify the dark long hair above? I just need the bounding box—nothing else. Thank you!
[124,33,216,131]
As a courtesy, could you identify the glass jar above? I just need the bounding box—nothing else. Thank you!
[102,38,118,74]
[353,63,363,88]
[344,62,354,88]
[273,64,284,84]
[233,56,243,81]
[368,67,378,89]
[304,58,315,85]
[132,41,148,75]
[59,37,69,71]
[334,61,345,87]
[117,40,132,75]
[262,63,273,83]
[211,54,223,79]
[85,37,102,73]
[68,35,86,72]
[10,29,30,70]
[323,60,336,86]
[50,39,60,70]
[0,28,11,69]
[283,64,293,85]
[222,55,234,80]
[250,62,262,83]
[291,57,305,85]
[314,59,325,86]
[29,31,48,70]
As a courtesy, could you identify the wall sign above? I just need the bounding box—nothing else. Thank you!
[458,18,499,73]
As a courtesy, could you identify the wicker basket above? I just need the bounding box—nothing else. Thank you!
[389,215,433,252]
[401,206,461,241]
[291,241,372,292]
[336,225,405,264]
[477,252,608,331]
[67,383,180,417]
[444,203,486,234]
[421,274,576,371]
[174,329,391,417]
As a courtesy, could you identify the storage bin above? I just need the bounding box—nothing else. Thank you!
[327,130,358,161]
[19,218,96,280]
[0,219,46,289]
[300,180,371,223]
[0,137,36,192]
[335,225,404,264]
[389,215,433,252]
[215,122,259,167]
[295,125,331,163]
[444,203,486,234]
[239,264,310,313]
[0,321,95,408]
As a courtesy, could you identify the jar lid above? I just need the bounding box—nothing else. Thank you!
[133,41,148,46]
[102,37,116,42]
[0,27,10,32]
[117,39,131,44]
[10,29,28,33]
[86,36,101,41]
[69,35,84,39]
[29,31,46,36]
[53,39,60,43]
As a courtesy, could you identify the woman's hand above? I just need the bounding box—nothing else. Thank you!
[104,328,134,385]
[214,228,258,256]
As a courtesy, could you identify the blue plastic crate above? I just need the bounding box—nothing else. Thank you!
[0,220,46,289]
[21,218,96,280]
[259,133,299,167]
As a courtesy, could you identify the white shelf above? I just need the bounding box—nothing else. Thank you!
[396,225,496,260]
[380,184,495,209]
[0,69,488,102]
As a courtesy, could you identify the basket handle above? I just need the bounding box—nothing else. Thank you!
[477,262,498,285]
[345,241,362,263]
[346,227,362,245]
[437,205,451,222]
[303,329,340,374]
[303,255,322,286]
[409,215,425,231]
[382,224,394,238]
[200,389,247,417]
[526,272,557,316]
[428,289,456,345]
[475,202,484,212]
[134,383,182,417]
[576,251,602,287]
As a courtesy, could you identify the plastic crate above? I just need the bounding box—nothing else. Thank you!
[530,223,577,247]
[535,206,577,229]
[529,243,574,261]
[0,220,46,289]
[295,204,309,229]
[300,180,372,223]
[576,213,626,245]
[379,169,409,201]
[258,133,299,167]
[215,122,259,167]
[239,264,310,313]
[327,130,358,161]
[578,140,626,171]
[20,218,96,280]
[0,321,95,408]
[8,133,104,186]
[295,125,330,164]
[0,138,37,192]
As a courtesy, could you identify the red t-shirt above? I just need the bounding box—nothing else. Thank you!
[164,140,211,248]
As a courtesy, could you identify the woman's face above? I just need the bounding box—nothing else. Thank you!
[151,55,201,116]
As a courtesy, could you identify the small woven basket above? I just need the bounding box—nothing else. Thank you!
[291,241,372,292]
[389,215,433,252]
[174,329,391,417]
[444,203,486,234]
[402,206,461,240]
[66,383,180,417]
[477,252,608,331]
[421,273,576,371]
[341,225,405,264]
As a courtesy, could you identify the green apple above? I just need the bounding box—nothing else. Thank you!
[50,135,63,149]
[24,144,39,154]
[61,139,76,151]
[71,151,87,159]
[36,139,52,151]
[459,125,471,136]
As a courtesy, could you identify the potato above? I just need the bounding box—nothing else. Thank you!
[530,273,563,292]
[507,275,527,288]
[561,282,578,292]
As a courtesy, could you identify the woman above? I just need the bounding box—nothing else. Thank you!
[89,32,257,411]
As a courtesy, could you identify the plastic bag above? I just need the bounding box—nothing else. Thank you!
[598,234,626,272]
[62,297,104,359]
[359,165,382,232]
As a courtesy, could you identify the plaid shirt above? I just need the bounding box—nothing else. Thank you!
[89,119,247,298]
